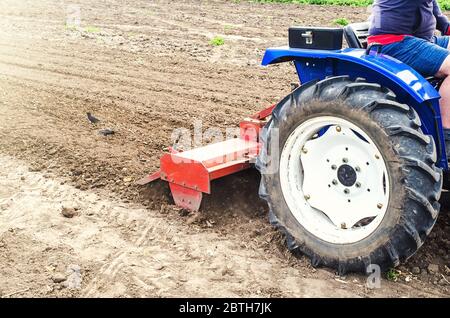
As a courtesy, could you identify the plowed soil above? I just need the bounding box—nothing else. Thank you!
[0,0,448,297]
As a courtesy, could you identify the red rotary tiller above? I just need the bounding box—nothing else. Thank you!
[137,105,275,211]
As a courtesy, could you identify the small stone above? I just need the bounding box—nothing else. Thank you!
[411,267,421,275]
[20,176,25,181]
[438,278,447,286]
[98,128,115,136]
[159,205,168,214]
[221,265,234,276]
[444,265,450,275]
[186,212,202,225]
[420,272,429,282]
[61,207,78,218]
[72,170,82,176]
[52,273,67,283]
[123,176,132,183]
[428,264,440,275]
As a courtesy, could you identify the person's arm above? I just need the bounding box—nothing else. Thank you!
[433,0,450,35]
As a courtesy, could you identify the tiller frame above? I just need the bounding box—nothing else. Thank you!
[137,105,275,211]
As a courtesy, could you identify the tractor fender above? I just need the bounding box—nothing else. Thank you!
[262,47,447,169]
[262,47,440,103]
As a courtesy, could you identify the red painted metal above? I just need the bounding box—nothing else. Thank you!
[135,170,161,186]
[251,104,276,120]
[138,105,274,211]
[240,118,266,142]
[208,159,252,180]
[169,183,203,211]
[161,153,211,193]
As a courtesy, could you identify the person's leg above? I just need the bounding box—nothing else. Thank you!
[380,36,449,78]
[381,36,450,154]
[429,38,450,154]
[433,36,450,50]
[436,56,450,128]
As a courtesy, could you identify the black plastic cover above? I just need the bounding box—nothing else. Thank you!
[289,27,343,50]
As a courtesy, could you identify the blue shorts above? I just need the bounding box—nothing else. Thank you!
[381,36,450,77]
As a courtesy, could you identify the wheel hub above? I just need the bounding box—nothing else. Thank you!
[337,164,357,187]
[279,117,390,244]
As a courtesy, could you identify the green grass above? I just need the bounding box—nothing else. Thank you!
[333,17,349,26]
[224,24,235,30]
[64,23,78,31]
[251,0,450,10]
[85,26,101,33]
[386,268,400,282]
[209,36,225,46]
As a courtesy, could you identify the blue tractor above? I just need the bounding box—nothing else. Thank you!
[256,23,445,273]
[144,23,445,273]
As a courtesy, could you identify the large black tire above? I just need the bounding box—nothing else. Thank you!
[256,76,443,274]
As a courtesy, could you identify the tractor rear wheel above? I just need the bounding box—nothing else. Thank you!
[257,76,442,274]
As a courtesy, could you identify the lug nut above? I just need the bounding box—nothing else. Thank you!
[344,188,350,194]
[341,223,347,229]
[302,147,308,154]
[336,126,342,132]
[377,203,383,209]
[304,194,311,200]
[332,179,338,185]
[331,164,337,170]
[342,158,348,163]
[355,166,361,172]
[375,154,380,159]
[355,182,361,188]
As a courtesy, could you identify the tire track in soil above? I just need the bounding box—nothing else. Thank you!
[2,154,444,297]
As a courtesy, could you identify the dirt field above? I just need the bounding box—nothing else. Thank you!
[0,0,449,297]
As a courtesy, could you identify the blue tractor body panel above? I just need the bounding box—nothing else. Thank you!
[262,47,447,169]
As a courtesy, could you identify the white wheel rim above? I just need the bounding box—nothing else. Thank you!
[279,116,390,244]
